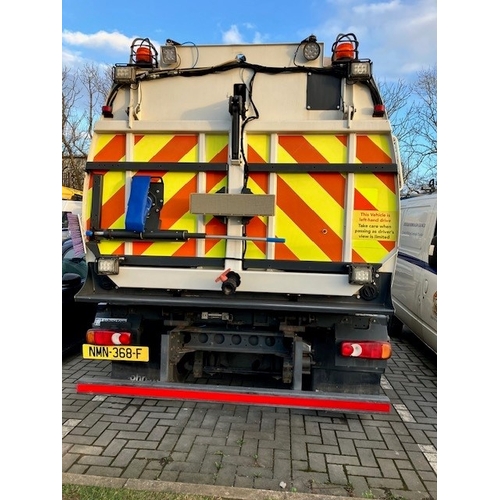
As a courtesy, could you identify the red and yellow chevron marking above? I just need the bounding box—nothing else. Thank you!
[247,134,270,163]
[85,170,127,256]
[355,135,392,163]
[206,134,229,163]
[351,134,397,262]
[244,135,270,258]
[274,172,345,261]
[244,171,269,258]
[88,132,397,263]
[86,134,127,255]
[277,134,348,163]
[129,179,229,257]
[133,134,198,162]
[129,134,229,257]
[203,135,230,258]
[352,172,398,263]
[88,133,231,258]
[92,134,126,162]
[245,135,347,261]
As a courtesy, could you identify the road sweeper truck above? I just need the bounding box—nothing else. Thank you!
[75,33,402,413]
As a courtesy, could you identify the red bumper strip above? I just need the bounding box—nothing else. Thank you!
[76,382,391,413]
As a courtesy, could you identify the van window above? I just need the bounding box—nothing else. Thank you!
[399,204,433,256]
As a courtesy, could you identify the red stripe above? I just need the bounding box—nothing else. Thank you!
[204,217,225,253]
[247,145,266,163]
[160,176,197,229]
[279,136,328,163]
[149,135,198,162]
[352,249,364,263]
[76,382,391,413]
[245,217,267,254]
[110,243,125,255]
[275,243,299,260]
[379,240,396,252]
[94,135,126,162]
[248,172,268,193]
[277,177,343,260]
[337,135,348,147]
[173,238,196,257]
[206,172,226,192]
[132,241,155,254]
[356,136,392,163]
[101,185,126,229]
[353,189,377,211]
[309,172,345,207]
[374,172,397,194]
[210,145,228,163]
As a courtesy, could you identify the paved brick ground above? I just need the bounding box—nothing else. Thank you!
[62,330,437,499]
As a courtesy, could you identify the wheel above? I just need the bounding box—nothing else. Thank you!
[388,314,404,337]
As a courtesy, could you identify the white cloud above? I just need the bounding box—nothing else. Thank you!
[62,30,132,53]
[62,48,84,68]
[353,0,401,15]
[221,24,270,45]
[222,25,244,44]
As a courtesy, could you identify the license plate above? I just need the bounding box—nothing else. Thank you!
[82,344,149,362]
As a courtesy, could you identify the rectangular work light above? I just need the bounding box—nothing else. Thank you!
[113,65,137,84]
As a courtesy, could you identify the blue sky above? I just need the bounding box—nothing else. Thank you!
[62,0,437,82]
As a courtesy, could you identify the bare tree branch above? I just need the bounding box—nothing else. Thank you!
[378,66,437,191]
[62,63,112,189]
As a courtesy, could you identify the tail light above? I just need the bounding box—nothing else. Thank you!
[86,329,132,346]
[341,341,392,360]
[373,104,385,117]
[101,105,113,118]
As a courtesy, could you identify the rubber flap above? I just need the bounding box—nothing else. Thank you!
[125,176,152,232]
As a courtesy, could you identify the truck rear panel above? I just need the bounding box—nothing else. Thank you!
[75,35,401,413]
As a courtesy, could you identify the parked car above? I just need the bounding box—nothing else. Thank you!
[389,189,437,353]
[62,239,96,357]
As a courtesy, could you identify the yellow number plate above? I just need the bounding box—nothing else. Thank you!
[82,344,149,362]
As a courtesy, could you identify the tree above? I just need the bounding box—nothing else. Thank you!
[378,65,437,192]
[62,63,112,189]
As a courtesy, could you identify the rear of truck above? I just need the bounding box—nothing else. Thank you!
[75,34,402,413]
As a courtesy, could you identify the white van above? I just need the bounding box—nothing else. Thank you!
[389,190,437,353]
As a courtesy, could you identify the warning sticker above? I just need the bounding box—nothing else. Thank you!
[352,211,397,241]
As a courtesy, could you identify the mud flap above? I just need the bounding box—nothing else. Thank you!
[311,321,388,395]
[125,176,152,231]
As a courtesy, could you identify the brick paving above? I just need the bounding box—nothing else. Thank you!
[63,331,437,499]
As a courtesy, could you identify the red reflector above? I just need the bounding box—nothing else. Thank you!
[341,341,391,360]
[373,104,385,117]
[77,381,392,414]
[86,330,132,346]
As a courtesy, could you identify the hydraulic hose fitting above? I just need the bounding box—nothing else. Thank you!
[215,269,241,295]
